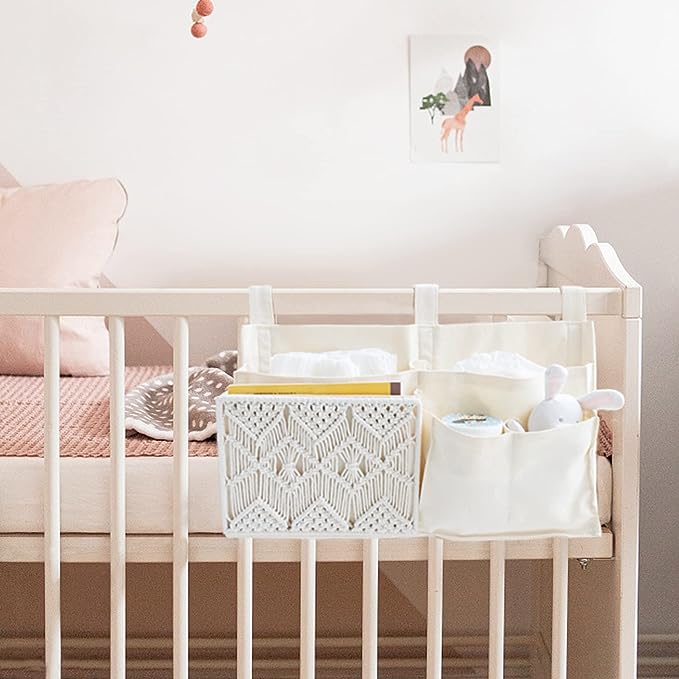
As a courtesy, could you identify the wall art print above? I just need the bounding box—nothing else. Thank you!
[410,35,499,163]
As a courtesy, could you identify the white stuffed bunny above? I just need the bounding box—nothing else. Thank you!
[505,364,624,433]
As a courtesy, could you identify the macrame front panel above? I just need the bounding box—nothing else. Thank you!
[219,397,420,535]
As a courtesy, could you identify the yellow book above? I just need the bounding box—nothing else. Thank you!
[226,382,402,396]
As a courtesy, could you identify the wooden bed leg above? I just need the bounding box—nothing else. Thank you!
[44,315,61,679]
[362,538,379,679]
[426,537,443,679]
[614,318,642,678]
[489,541,506,679]
[109,317,126,679]
[552,537,568,679]
[237,537,253,679]
[300,539,317,679]
[173,317,190,679]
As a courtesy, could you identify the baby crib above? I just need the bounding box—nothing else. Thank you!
[0,224,641,679]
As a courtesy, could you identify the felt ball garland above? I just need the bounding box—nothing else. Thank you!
[191,0,214,38]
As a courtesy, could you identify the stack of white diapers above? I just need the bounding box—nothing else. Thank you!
[270,348,397,378]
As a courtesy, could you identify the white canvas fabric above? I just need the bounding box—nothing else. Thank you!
[236,285,433,386]
[418,415,601,539]
[418,364,595,424]
[417,289,600,539]
[431,320,596,369]
[239,324,420,374]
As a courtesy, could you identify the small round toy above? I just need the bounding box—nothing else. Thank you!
[191,22,208,38]
[196,0,214,17]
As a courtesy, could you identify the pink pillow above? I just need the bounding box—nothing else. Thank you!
[0,179,128,375]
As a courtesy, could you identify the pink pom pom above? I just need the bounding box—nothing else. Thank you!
[196,0,214,17]
[191,22,208,38]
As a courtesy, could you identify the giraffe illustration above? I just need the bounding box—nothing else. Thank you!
[440,94,483,153]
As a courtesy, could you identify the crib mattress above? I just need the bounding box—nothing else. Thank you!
[0,366,216,457]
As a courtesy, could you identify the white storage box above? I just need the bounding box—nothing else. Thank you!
[216,394,422,536]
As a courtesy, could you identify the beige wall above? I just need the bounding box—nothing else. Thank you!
[0,0,677,636]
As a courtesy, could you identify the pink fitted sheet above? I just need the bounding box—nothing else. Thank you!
[0,366,216,457]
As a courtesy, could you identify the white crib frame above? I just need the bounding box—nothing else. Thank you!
[0,224,641,679]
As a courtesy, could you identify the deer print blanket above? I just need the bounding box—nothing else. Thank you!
[125,350,237,441]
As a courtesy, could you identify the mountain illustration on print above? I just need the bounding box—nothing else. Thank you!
[455,45,491,107]
[433,70,458,116]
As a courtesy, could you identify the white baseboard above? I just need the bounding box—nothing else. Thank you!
[638,634,679,678]
[1,633,674,678]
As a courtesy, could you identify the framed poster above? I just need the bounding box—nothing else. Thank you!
[410,35,499,163]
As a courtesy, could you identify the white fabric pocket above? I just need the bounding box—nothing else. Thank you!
[417,366,595,424]
[431,320,596,369]
[239,324,419,372]
[236,324,421,393]
[418,416,601,539]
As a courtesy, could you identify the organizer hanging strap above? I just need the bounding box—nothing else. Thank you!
[246,286,275,372]
[414,284,439,369]
[249,285,275,325]
[560,286,586,322]
[561,286,588,367]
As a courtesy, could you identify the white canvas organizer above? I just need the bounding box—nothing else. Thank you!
[217,394,422,536]
[226,284,603,540]
[419,287,603,540]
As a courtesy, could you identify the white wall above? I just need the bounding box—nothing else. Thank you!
[1,0,678,634]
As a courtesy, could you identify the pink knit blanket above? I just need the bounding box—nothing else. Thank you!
[0,366,216,457]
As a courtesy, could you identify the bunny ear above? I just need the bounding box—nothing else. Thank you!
[578,389,625,412]
[544,364,568,399]
[504,418,526,433]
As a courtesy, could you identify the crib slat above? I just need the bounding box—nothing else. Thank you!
[489,541,506,679]
[238,537,254,679]
[300,539,316,679]
[426,537,443,679]
[362,538,379,679]
[109,317,126,679]
[552,537,569,678]
[173,317,190,679]
[44,315,61,679]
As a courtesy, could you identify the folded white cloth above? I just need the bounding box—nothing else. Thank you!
[452,351,544,379]
[270,348,398,378]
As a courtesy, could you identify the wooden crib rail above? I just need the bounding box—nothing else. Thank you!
[0,532,613,563]
[0,286,624,317]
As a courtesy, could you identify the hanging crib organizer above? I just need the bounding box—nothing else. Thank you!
[216,284,607,540]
